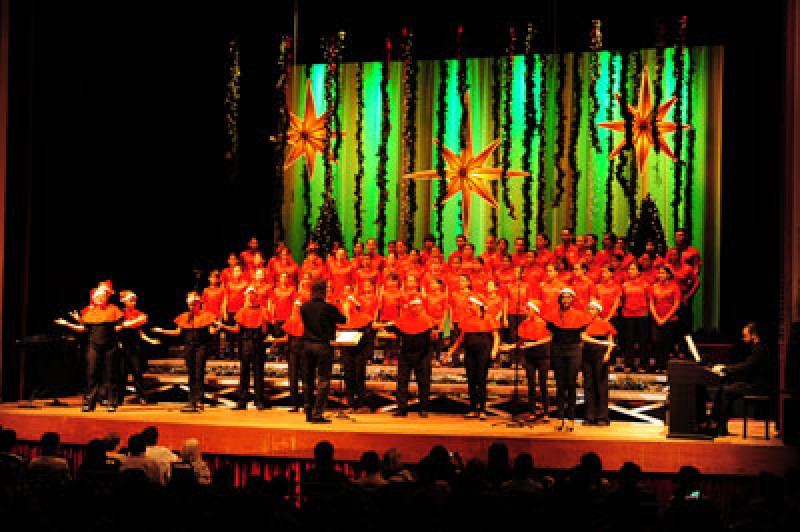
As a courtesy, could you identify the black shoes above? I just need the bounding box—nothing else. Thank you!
[82,404,95,412]
[309,417,332,424]
[107,405,117,413]
[392,410,408,417]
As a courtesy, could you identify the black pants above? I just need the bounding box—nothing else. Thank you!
[551,344,581,421]
[397,350,432,412]
[302,341,334,419]
[711,381,759,429]
[582,344,609,422]
[522,345,550,414]
[652,320,679,370]
[85,342,117,407]
[341,347,369,409]
[239,334,265,406]
[503,313,525,343]
[621,316,651,369]
[222,313,238,359]
[184,343,207,406]
[117,343,147,403]
[463,333,493,412]
[287,336,304,408]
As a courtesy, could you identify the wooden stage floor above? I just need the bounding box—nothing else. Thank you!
[1,398,796,476]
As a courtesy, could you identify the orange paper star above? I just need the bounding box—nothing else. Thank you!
[284,79,344,179]
[598,66,690,177]
[403,92,528,235]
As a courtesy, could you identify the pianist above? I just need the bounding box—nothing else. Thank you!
[709,322,775,437]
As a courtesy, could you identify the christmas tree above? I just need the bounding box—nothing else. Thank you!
[626,193,668,257]
[310,193,345,259]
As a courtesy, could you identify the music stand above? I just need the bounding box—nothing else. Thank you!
[331,330,365,421]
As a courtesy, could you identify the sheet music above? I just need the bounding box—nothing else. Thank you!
[334,330,363,346]
[684,335,702,363]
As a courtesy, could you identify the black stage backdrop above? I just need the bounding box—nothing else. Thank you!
[1,1,787,399]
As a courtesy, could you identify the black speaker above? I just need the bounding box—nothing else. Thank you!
[783,397,800,446]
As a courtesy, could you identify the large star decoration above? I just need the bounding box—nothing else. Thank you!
[403,92,528,235]
[598,66,690,177]
[284,79,344,179]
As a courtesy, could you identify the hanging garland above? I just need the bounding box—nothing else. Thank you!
[671,16,687,227]
[456,25,468,229]
[322,36,337,196]
[490,56,502,236]
[375,37,392,253]
[588,20,603,152]
[614,52,636,221]
[353,63,365,246]
[536,52,548,232]
[224,39,240,179]
[333,33,344,165]
[568,52,583,231]
[604,52,616,233]
[273,36,292,242]
[521,23,536,248]
[501,27,517,219]
[435,59,448,249]
[552,53,567,207]
[652,21,666,155]
[401,28,419,246]
[302,64,313,247]
[685,29,695,240]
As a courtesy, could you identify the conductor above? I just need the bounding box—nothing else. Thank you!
[300,279,346,424]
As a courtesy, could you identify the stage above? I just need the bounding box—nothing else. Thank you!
[0,398,795,477]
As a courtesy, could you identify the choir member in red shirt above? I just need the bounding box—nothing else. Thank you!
[484,279,506,326]
[328,247,354,297]
[401,274,424,308]
[115,290,151,404]
[666,246,700,336]
[650,265,682,372]
[637,254,658,285]
[379,274,404,323]
[272,246,299,286]
[516,301,552,421]
[351,241,365,268]
[217,288,271,410]
[594,232,617,269]
[297,272,314,302]
[404,249,425,281]
[221,252,244,286]
[448,234,468,265]
[151,292,218,412]
[301,250,328,281]
[582,301,617,426]
[446,296,500,419]
[240,236,261,272]
[479,234,500,273]
[494,254,517,292]
[354,253,381,288]
[55,284,124,412]
[383,252,401,280]
[223,264,248,318]
[570,262,596,311]
[425,278,450,334]
[202,270,225,320]
[614,238,636,270]
[534,233,555,269]
[388,298,436,417]
[497,237,510,257]
[272,271,297,333]
[595,265,622,322]
[358,279,381,321]
[554,227,580,267]
[338,288,377,414]
[461,243,485,291]
[448,273,475,349]
[267,241,286,274]
[365,237,385,271]
[539,263,567,314]
[251,268,273,309]
[620,262,652,371]
[671,228,703,274]
[511,237,528,267]
[420,234,436,263]
[506,266,532,342]
[445,255,465,293]
[281,299,305,412]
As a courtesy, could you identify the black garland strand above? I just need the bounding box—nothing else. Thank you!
[224,39,240,180]
[620,51,634,153]
[333,34,344,165]
[353,63,365,246]
[435,59,448,249]
[521,24,536,247]
[671,17,687,228]
[685,41,695,240]
[322,37,336,196]
[375,37,392,253]
[552,53,567,207]
[501,28,517,220]
[652,22,666,154]
[568,53,583,231]
[589,20,603,152]
[629,50,640,201]
[490,57,502,236]
[536,53,548,232]
[302,64,313,247]
[402,28,419,246]
[456,26,467,229]
[273,36,291,242]
[604,52,616,233]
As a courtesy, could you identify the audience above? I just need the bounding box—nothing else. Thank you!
[28,432,71,482]
[179,437,211,486]
[119,433,162,485]
[141,426,179,484]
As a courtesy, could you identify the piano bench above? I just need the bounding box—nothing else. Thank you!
[742,395,773,440]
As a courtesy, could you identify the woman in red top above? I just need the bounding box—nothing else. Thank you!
[445,255,465,293]
[620,262,652,371]
[115,290,152,405]
[539,263,566,315]
[272,271,297,329]
[389,298,436,417]
[379,273,404,322]
[281,299,305,412]
[272,247,299,286]
[650,265,682,372]
[494,254,517,292]
[582,301,617,426]
[461,243,485,291]
[152,292,218,412]
[505,266,531,343]
[328,247,354,297]
[448,273,475,352]
[404,249,426,281]
[354,254,381,288]
[594,265,622,321]
[424,278,449,363]
[301,252,328,282]
[217,288,271,410]
[534,233,555,269]
[56,285,124,412]
[446,296,500,420]
[357,279,381,321]
[251,268,274,309]
[516,301,552,422]
[202,270,226,320]
[570,262,596,311]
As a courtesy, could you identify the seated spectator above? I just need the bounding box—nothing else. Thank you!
[28,432,71,482]
[353,451,388,490]
[664,465,723,532]
[382,448,413,483]
[77,438,119,475]
[606,462,658,531]
[179,437,211,485]
[141,426,179,484]
[487,442,511,489]
[120,433,162,485]
[501,453,543,494]
[302,441,349,487]
[0,428,26,479]
[102,431,125,464]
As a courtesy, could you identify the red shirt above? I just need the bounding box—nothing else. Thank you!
[585,318,617,337]
[425,291,449,322]
[202,286,225,317]
[450,290,476,323]
[175,310,216,329]
[460,314,498,333]
[651,281,682,321]
[224,280,249,314]
[81,304,124,324]
[506,281,532,315]
[570,276,596,311]
[272,260,299,285]
[240,249,260,271]
[539,279,566,314]
[518,317,550,341]
[510,252,527,268]
[554,244,579,266]
[542,308,591,329]
[672,245,702,273]
[595,281,622,320]
[282,315,304,337]
[272,287,296,321]
[535,249,556,268]
[447,249,464,265]
[123,308,146,328]
[252,283,273,308]
[621,278,651,317]
[484,293,505,322]
[235,306,270,330]
[494,268,517,291]
[395,311,434,335]
[328,261,355,296]
[358,292,380,319]
[379,289,404,321]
